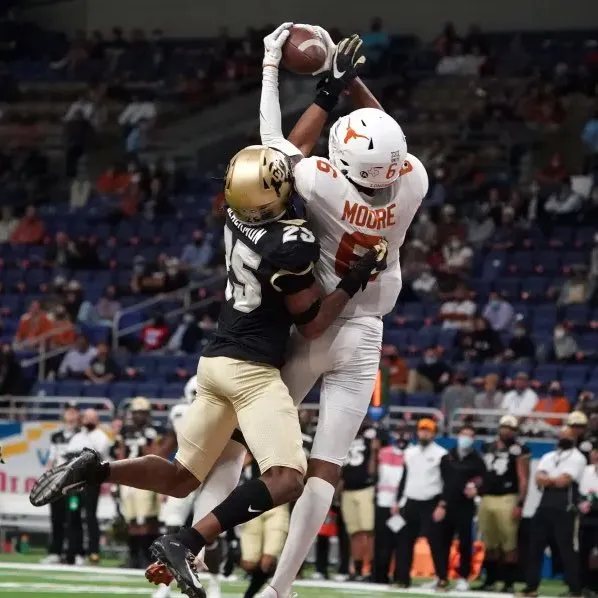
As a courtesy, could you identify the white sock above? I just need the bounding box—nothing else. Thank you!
[192,439,247,522]
[270,477,335,596]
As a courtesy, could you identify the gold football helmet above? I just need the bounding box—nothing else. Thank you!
[224,145,292,224]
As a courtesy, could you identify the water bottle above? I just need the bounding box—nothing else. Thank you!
[20,535,29,555]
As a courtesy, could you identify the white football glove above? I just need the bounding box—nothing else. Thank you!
[294,24,336,75]
[263,22,293,68]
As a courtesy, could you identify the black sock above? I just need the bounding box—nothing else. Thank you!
[485,560,497,585]
[204,540,222,575]
[354,560,363,576]
[503,562,516,586]
[244,568,270,598]
[212,479,274,531]
[128,535,140,567]
[175,527,208,555]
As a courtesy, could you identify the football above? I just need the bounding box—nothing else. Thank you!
[281,25,328,75]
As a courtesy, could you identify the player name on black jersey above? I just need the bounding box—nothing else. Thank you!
[482,440,530,495]
[204,209,319,369]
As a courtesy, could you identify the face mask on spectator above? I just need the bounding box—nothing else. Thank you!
[514,327,525,337]
[423,354,437,365]
[549,388,562,397]
[134,264,145,274]
[554,327,566,339]
[450,239,461,250]
[457,435,474,451]
[183,314,195,324]
[84,422,96,432]
[557,438,573,450]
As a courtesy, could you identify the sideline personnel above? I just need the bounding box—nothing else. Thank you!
[518,426,585,598]
[394,418,446,588]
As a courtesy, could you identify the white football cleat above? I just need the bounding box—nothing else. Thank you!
[455,578,470,591]
[40,554,61,564]
[258,586,295,598]
[207,575,221,598]
[152,584,171,598]
[74,555,85,567]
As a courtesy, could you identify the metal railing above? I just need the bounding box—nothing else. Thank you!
[111,271,226,350]
[450,408,570,441]
[16,272,226,380]
[0,396,115,422]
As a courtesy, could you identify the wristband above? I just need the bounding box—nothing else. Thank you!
[336,272,362,298]
[517,498,524,508]
[314,87,342,113]
[437,501,446,509]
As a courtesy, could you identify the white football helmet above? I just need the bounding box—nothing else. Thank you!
[328,107,408,190]
[183,375,198,404]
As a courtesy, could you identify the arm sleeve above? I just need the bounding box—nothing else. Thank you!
[293,157,319,205]
[259,66,303,159]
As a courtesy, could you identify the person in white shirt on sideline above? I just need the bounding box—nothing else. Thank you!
[65,409,111,565]
[519,426,585,598]
[501,372,539,418]
[41,403,81,565]
[393,418,446,588]
[373,421,408,584]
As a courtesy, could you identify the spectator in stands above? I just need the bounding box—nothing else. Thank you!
[552,323,582,363]
[96,163,131,194]
[162,258,189,292]
[419,139,447,172]
[437,204,465,246]
[85,342,119,383]
[482,292,515,332]
[130,255,157,295]
[10,205,45,245]
[166,313,201,354]
[440,235,473,278]
[474,374,504,425]
[435,21,459,55]
[439,284,476,330]
[411,264,439,301]
[436,42,484,76]
[361,17,389,65]
[181,229,214,273]
[94,285,121,326]
[141,312,170,352]
[64,108,94,178]
[440,369,476,421]
[544,179,583,221]
[118,93,157,134]
[63,92,95,124]
[0,205,18,242]
[459,316,503,362]
[536,152,569,190]
[70,164,92,209]
[504,323,536,362]
[467,203,495,249]
[64,281,86,323]
[14,300,52,349]
[45,232,79,269]
[48,305,77,350]
[501,372,539,417]
[51,30,90,75]
[407,346,452,393]
[555,265,595,306]
[58,334,97,379]
[534,381,571,427]
[380,345,409,391]
[143,176,173,218]
[0,342,25,397]
[411,210,436,247]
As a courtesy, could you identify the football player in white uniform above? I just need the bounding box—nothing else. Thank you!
[255,24,428,597]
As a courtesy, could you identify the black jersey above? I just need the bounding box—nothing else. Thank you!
[110,424,162,460]
[482,440,530,496]
[342,428,376,491]
[49,427,80,466]
[204,209,320,368]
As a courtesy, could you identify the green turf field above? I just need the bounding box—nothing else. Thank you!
[0,554,567,598]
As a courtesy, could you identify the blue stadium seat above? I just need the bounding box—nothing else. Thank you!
[564,305,590,324]
[109,382,138,402]
[82,384,109,397]
[135,382,163,398]
[405,392,439,408]
[55,381,84,397]
[383,329,411,348]
[533,364,560,383]
[477,363,506,377]
[33,381,56,396]
[163,382,185,398]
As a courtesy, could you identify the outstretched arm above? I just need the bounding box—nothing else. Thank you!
[349,77,384,111]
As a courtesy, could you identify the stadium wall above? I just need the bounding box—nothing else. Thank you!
[20,0,595,38]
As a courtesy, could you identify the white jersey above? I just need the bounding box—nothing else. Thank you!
[168,402,190,436]
[294,153,428,318]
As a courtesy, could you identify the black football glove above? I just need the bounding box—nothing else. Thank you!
[337,239,388,298]
[314,34,366,112]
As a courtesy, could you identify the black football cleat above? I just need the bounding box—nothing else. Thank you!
[150,534,206,598]
[29,448,106,507]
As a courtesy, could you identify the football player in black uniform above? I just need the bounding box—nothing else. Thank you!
[30,141,385,597]
[110,397,164,568]
[341,422,378,581]
[477,415,531,592]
